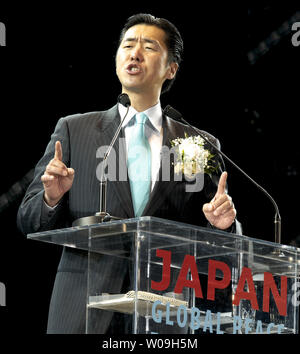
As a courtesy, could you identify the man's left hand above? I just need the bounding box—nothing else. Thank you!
[202,172,236,230]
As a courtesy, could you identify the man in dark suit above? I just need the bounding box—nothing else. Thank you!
[17,14,239,333]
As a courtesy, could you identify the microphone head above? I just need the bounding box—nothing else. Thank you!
[163,105,182,122]
[118,93,131,108]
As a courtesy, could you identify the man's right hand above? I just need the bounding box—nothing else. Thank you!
[41,141,75,207]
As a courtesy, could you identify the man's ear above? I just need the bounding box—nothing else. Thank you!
[166,62,179,80]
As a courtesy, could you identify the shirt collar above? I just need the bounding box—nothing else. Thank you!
[118,101,162,133]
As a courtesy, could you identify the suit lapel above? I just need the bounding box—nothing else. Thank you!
[95,105,134,218]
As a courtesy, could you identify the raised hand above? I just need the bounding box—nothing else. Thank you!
[202,171,236,230]
[41,141,75,207]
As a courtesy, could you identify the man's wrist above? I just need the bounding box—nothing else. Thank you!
[43,193,62,208]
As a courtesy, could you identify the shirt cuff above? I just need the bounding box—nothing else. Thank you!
[40,199,59,225]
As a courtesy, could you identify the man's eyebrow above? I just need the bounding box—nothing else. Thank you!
[123,37,159,45]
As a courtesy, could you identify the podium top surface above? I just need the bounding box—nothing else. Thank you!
[27,217,300,270]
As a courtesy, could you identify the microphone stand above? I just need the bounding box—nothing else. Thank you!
[95,105,130,222]
[72,95,131,227]
[164,105,282,247]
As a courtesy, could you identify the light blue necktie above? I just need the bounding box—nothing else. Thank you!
[127,112,151,217]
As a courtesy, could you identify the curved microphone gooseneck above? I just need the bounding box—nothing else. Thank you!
[163,105,282,245]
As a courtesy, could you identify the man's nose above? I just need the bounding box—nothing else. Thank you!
[130,45,144,62]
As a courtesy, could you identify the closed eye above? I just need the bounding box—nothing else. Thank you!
[145,46,156,51]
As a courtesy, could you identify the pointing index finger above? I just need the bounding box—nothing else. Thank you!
[216,171,228,195]
[54,141,63,161]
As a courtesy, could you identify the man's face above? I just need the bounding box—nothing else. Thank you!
[116,24,177,96]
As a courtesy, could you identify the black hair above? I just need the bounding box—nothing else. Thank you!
[118,13,183,94]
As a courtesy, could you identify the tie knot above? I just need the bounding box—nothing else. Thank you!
[135,112,148,125]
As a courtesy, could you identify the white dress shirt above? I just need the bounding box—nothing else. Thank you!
[118,101,163,191]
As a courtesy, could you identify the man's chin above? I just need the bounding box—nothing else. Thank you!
[122,84,145,94]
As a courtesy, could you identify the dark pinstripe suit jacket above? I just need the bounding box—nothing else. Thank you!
[17,104,227,333]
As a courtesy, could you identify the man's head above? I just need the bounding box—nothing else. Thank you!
[116,14,183,97]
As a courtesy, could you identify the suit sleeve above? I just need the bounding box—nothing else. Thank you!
[17,117,71,235]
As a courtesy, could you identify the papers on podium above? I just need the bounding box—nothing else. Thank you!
[88,290,188,316]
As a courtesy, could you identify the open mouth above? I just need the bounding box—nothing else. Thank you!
[126,64,142,75]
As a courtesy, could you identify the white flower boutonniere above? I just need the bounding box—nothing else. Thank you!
[171,134,216,178]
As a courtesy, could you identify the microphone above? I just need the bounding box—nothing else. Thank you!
[163,105,282,246]
[72,93,131,226]
[101,94,130,164]
[118,93,131,108]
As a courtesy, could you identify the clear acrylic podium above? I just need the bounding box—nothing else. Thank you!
[27,217,300,334]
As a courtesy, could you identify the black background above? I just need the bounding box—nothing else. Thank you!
[0,1,299,340]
